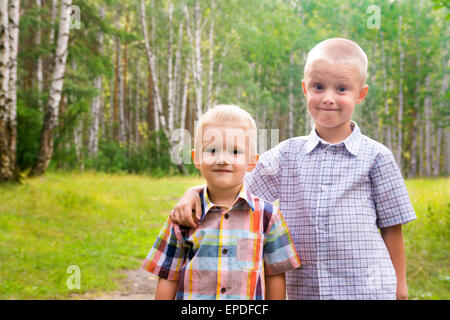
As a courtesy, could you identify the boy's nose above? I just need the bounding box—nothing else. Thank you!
[216,152,231,164]
[322,91,335,105]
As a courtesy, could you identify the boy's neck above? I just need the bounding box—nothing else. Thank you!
[206,183,243,209]
[315,121,353,144]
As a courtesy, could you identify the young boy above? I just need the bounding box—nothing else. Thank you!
[142,104,301,300]
[169,38,417,300]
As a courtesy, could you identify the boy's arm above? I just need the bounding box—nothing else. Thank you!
[265,273,286,300]
[169,185,204,228]
[155,278,179,300]
[380,224,408,300]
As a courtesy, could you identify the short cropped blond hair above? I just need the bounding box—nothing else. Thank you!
[194,104,257,155]
[304,38,368,84]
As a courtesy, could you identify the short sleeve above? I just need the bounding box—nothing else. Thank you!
[141,218,186,280]
[370,151,417,228]
[263,205,301,275]
[245,143,284,202]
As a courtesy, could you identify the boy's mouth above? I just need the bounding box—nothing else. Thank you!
[318,107,339,111]
[213,169,233,173]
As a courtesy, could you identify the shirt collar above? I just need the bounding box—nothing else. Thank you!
[305,121,362,156]
[200,183,255,221]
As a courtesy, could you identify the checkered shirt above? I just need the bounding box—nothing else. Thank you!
[245,121,417,300]
[142,184,301,300]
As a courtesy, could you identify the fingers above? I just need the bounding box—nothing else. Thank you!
[194,197,202,222]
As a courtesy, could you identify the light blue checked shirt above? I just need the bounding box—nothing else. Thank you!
[245,121,417,300]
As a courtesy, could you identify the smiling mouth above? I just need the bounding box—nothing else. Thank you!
[213,169,232,173]
[318,108,340,111]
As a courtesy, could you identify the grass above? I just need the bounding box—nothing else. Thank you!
[403,178,450,300]
[0,172,448,299]
[0,171,203,299]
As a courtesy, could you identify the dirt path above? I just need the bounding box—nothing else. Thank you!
[71,269,157,300]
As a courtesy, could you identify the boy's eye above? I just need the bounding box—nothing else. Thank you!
[205,148,215,154]
[314,84,324,90]
[337,86,346,92]
[233,149,241,155]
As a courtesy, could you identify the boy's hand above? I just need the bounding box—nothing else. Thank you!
[170,186,203,228]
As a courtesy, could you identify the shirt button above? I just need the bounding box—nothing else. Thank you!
[321,185,327,192]
[224,213,229,219]
[221,288,226,294]
[222,248,228,255]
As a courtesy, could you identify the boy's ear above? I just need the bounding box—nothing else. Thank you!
[302,79,307,97]
[247,154,259,172]
[357,84,369,104]
[192,150,201,170]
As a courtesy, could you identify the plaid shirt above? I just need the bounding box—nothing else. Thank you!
[142,184,301,300]
[245,122,417,300]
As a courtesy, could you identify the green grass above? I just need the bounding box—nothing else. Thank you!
[404,178,450,300]
[0,171,203,299]
[0,172,448,299]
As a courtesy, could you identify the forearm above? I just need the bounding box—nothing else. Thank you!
[380,224,408,300]
[155,278,179,300]
[265,273,286,300]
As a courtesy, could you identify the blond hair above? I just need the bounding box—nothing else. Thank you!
[304,38,368,84]
[194,104,257,155]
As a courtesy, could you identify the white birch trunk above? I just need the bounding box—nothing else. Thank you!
[380,30,392,151]
[115,13,126,143]
[424,75,432,177]
[288,52,294,138]
[32,0,72,176]
[184,2,203,119]
[167,0,174,132]
[36,0,43,111]
[0,0,12,180]
[88,5,104,157]
[139,0,167,137]
[396,16,404,170]
[207,0,215,109]
[180,71,189,146]
[173,22,183,126]
[6,0,19,176]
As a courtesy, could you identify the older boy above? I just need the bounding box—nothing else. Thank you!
[169,38,417,300]
[142,104,301,300]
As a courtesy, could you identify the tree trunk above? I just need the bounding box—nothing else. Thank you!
[36,0,43,111]
[3,0,19,182]
[88,6,104,157]
[424,75,432,177]
[288,52,294,138]
[380,30,392,152]
[0,0,13,181]
[396,16,404,171]
[184,1,203,119]
[115,11,126,144]
[207,0,215,109]
[31,0,72,176]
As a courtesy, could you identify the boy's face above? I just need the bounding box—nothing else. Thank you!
[302,60,368,135]
[193,124,258,192]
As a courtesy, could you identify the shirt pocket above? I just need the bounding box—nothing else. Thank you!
[235,231,264,271]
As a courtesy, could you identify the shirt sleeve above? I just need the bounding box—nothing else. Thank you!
[141,217,186,280]
[245,142,284,202]
[263,204,301,275]
[370,150,417,228]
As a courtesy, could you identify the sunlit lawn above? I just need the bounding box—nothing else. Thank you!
[0,172,448,299]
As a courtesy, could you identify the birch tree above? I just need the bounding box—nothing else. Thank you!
[88,5,104,157]
[31,0,72,176]
[0,0,12,181]
[395,15,404,169]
